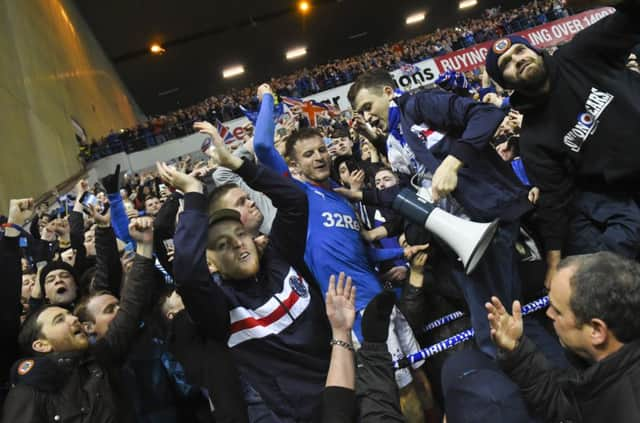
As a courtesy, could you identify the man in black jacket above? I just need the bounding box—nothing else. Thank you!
[486,251,640,422]
[158,132,332,422]
[2,217,160,423]
[485,0,640,286]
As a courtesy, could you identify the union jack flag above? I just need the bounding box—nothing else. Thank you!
[281,97,338,127]
[216,120,236,144]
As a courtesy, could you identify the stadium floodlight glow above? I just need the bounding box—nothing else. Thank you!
[222,65,245,78]
[286,47,307,60]
[298,1,310,13]
[459,0,478,9]
[149,43,165,54]
[405,12,426,25]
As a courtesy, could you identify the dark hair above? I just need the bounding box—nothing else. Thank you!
[73,290,113,324]
[347,69,395,107]
[284,127,324,160]
[559,252,640,343]
[18,304,59,354]
[332,155,358,180]
[207,183,240,217]
[374,166,396,178]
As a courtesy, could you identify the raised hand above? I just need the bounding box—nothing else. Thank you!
[257,83,273,101]
[129,216,154,244]
[403,243,430,260]
[431,156,462,202]
[8,198,34,226]
[88,203,111,227]
[349,169,365,192]
[326,272,356,335]
[75,179,90,198]
[485,296,523,352]
[156,162,203,194]
[193,121,243,170]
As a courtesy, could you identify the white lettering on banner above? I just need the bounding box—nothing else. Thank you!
[433,7,615,73]
[390,59,439,91]
[439,47,489,71]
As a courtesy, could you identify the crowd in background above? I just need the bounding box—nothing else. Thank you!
[78,0,569,163]
[6,0,640,422]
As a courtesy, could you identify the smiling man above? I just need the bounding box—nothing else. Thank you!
[2,219,159,423]
[159,155,332,423]
[346,69,552,360]
[485,0,640,284]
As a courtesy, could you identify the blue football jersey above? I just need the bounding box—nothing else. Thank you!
[297,180,383,316]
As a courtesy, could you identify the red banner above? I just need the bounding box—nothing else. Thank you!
[433,7,615,73]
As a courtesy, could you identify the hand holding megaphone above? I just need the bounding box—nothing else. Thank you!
[392,186,498,275]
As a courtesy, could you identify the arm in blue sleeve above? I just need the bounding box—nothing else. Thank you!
[107,193,133,245]
[413,91,505,166]
[367,247,404,264]
[252,93,290,175]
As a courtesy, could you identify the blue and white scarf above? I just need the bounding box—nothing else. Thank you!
[387,89,418,175]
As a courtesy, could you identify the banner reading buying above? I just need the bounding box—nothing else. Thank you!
[433,7,615,73]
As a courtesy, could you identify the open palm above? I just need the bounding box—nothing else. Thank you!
[326,272,356,333]
[486,296,523,352]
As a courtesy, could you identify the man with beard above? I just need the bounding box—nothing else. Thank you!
[2,218,159,422]
[484,0,640,285]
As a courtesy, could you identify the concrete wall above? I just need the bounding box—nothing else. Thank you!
[0,0,144,212]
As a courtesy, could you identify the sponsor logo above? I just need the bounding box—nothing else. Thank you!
[563,87,613,152]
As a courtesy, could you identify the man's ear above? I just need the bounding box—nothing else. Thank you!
[383,86,395,98]
[32,339,52,353]
[589,318,609,348]
[82,321,95,334]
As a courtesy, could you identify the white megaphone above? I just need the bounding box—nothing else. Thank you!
[392,187,499,274]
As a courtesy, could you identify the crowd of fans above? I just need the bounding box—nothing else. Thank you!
[5,0,640,422]
[79,0,569,163]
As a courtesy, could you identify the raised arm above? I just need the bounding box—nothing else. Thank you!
[157,162,231,342]
[0,199,33,394]
[153,192,181,276]
[405,90,506,201]
[486,296,578,421]
[94,217,158,364]
[251,85,290,175]
[88,204,122,297]
[561,1,640,66]
[194,120,310,264]
[322,273,357,423]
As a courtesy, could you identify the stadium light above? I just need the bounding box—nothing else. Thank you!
[298,1,310,13]
[459,0,478,10]
[222,65,245,79]
[286,47,307,60]
[405,12,426,25]
[149,43,165,54]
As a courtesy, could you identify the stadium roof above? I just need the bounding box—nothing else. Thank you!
[76,0,523,115]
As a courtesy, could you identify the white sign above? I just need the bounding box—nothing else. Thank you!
[390,59,440,91]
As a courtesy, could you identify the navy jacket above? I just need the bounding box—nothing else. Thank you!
[396,89,531,223]
[173,160,331,423]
